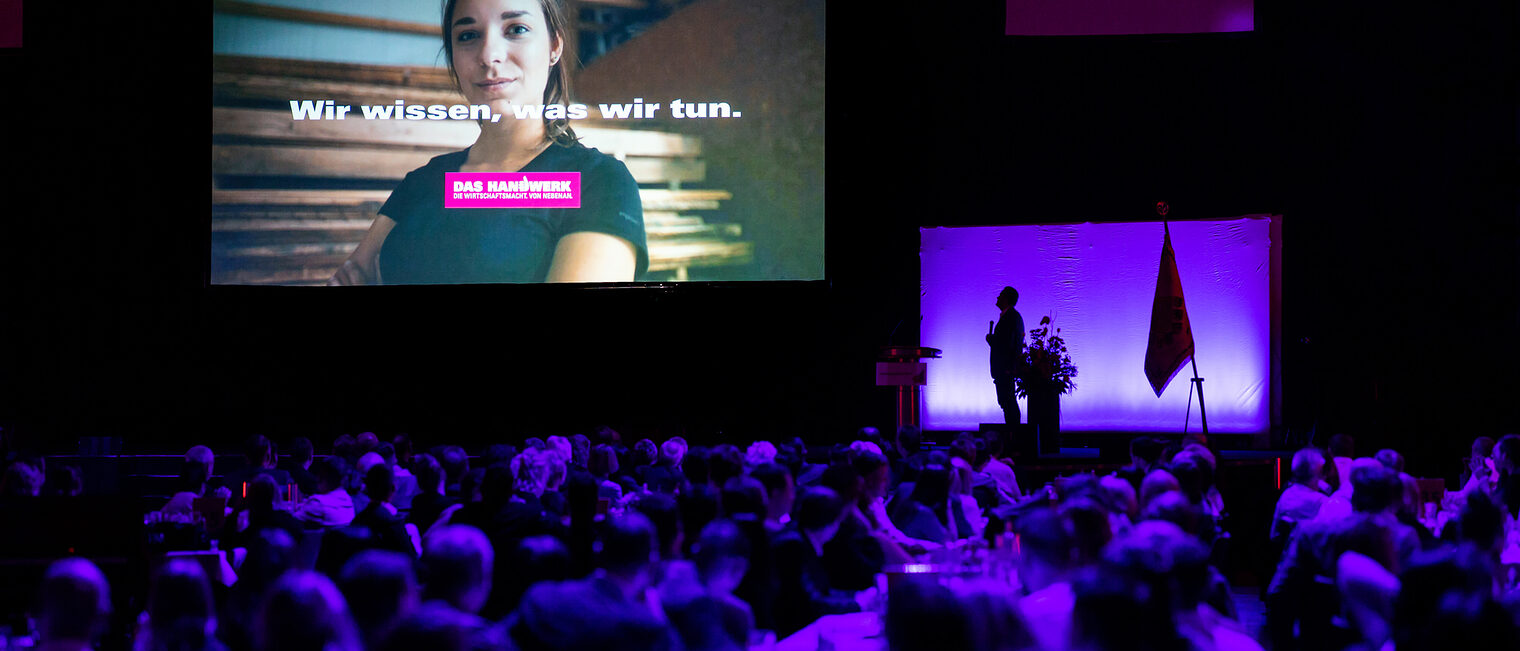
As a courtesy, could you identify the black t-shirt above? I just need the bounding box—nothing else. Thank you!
[378,142,648,284]
[990,308,1026,379]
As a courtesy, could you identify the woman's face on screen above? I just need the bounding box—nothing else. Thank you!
[450,0,560,117]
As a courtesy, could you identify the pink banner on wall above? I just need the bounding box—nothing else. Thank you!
[444,172,582,209]
[1007,0,1253,36]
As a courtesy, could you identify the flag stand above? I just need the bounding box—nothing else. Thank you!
[1189,357,1209,436]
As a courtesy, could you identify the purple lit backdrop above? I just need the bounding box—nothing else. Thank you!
[1007,0,1254,36]
[920,218,1272,433]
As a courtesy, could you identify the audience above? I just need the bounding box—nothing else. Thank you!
[689,519,757,648]
[1271,447,1329,543]
[255,571,361,651]
[2,459,44,496]
[976,431,1023,501]
[354,462,421,557]
[895,463,958,542]
[588,443,625,503]
[1016,508,1076,651]
[294,457,356,527]
[10,427,1520,651]
[749,461,795,531]
[160,458,213,515]
[1266,457,1420,648]
[225,435,292,504]
[37,557,113,651]
[136,559,225,651]
[281,437,319,499]
[228,473,304,549]
[772,487,865,637]
[420,525,495,617]
[640,438,687,493]
[507,513,673,651]
[220,529,297,651]
[1328,433,1357,499]
[405,452,456,536]
[336,550,419,651]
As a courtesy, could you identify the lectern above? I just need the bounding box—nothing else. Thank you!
[876,346,942,433]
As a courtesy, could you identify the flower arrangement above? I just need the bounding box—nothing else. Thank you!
[1014,315,1078,398]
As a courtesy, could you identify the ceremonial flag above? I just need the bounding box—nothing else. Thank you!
[1144,224,1195,397]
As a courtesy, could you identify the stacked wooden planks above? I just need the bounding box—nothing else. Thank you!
[212,55,753,284]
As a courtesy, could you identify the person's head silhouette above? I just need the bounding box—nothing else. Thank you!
[997,286,1019,311]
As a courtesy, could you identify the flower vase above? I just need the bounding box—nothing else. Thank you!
[1027,388,1061,455]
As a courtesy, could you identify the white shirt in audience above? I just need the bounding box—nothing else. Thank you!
[1270,483,1327,540]
[294,488,355,526]
[981,457,1022,500]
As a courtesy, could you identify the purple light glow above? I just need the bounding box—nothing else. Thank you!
[1007,0,1254,36]
[920,218,1273,433]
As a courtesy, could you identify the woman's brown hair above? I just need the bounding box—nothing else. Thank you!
[441,0,579,146]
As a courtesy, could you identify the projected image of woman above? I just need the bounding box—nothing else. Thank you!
[329,0,647,284]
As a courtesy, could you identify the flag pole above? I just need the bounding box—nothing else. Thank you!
[1190,356,1208,436]
[1158,204,1208,436]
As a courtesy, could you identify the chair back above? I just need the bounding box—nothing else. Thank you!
[1414,478,1445,506]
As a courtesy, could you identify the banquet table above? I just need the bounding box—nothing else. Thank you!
[773,613,885,651]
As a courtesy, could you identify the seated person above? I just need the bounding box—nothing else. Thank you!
[1266,460,1418,648]
[507,513,674,651]
[750,462,795,532]
[377,442,419,510]
[279,437,320,499]
[336,550,419,651]
[1271,448,1329,543]
[161,459,213,516]
[420,525,494,617]
[224,435,292,506]
[892,463,958,543]
[640,439,687,494]
[136,560,226,651]
[588,444,625,503]
[294,457,356,527]
[975,432,1022,501]
[772,487,865,638]
[691,519,757,648]
[255,572,361,651]
[226,474,304,550]
[406,453,456,536]
[354,463,421,557]
[37,558,114,651]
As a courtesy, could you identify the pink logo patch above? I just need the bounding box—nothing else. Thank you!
[444,172,581,208]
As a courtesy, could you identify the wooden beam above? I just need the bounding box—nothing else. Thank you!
[212,189,392,206]
[213,107,703,156]
[646,241,754,271]
[213,218,374,232]
[581,0,650,9]
[212,1,439,37]
[216,242,358,259]
[211,239,754,284]
[214,144,707,184]
[645,223,743,239]
[214,106,478,150]
[211,188,731,209]
[213,143,436,180]
[214,72,467,109]
[635,189,732,210]
[213,266,343,285]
